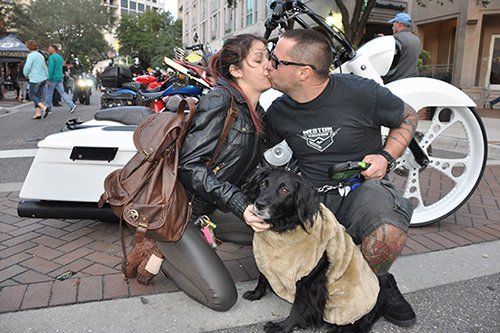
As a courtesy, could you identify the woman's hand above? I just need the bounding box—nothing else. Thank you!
[243,205,271,232]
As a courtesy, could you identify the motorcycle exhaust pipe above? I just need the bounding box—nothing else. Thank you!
[18,200,118,223]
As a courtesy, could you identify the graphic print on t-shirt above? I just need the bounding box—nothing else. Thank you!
[297,127,341,152]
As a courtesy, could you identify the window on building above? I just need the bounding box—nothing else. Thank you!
[224,7,234,34]
[121,8,128,16]
[129,1,136,11]
[211,12,219,40]
[245,0,253,26]
[121,0,127,9]
[265,0,273,17]
[212,0,219,13]
[138,3,144,12]
[192,2,197,27]
[201,21,207,43]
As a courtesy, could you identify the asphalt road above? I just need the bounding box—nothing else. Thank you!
[0,91,101,184]
[206,273,500,333]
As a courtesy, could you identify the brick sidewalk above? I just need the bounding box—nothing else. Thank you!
[0,166,499,313]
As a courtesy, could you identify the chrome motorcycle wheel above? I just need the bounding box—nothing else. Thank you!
[390,107,487,226]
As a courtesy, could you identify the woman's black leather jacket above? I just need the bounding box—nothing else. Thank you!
[178,80,265,219]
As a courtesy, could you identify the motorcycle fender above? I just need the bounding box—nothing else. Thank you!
[386,77,476,112]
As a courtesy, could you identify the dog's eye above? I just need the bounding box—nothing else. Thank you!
[260,180,268,189]
[279,187,289,195]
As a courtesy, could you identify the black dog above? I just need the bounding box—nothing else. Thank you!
[242,168,385,333]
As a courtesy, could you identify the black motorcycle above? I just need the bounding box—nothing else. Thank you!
[72,74,93,105]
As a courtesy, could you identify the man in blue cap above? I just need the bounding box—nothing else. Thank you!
[383,13,422,84]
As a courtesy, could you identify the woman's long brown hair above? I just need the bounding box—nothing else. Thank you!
[210,34,267,134]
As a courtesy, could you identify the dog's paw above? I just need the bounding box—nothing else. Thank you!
[263,321,289,333]
[243,290,264,301]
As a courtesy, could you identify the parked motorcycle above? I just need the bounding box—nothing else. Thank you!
[100,58,210,111]
[260,0,487,226]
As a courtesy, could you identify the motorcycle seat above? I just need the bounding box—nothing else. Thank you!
[94,106,154,125]
[121,82,143,91]
[105,91,135,99]
[139,91,164,100]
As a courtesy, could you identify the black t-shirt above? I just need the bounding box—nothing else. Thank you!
[266,74,404,187]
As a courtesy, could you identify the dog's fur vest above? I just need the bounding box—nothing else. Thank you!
[253,204,380,325]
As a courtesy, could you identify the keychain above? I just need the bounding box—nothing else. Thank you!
[196,215,218,249]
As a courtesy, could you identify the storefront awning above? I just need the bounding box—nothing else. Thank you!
[0,34,29,62]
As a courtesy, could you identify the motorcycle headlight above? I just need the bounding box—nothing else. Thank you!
[77,79,93,87]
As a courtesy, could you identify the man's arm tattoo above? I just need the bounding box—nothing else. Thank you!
[386,103,418,150]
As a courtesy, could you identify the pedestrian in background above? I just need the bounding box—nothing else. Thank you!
[23,40,49,119]
[382,13,421,84]
[45,44,77,114]
[16,62,28,102]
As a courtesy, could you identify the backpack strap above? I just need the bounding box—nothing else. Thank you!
[178,97,198,145]
[207,89,238,168]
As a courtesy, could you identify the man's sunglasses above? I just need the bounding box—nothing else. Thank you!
[268,52,317,70]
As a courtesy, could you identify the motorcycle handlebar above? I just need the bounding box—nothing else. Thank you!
[264,1,285,40]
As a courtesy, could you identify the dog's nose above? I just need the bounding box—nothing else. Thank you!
[254,199,267,211]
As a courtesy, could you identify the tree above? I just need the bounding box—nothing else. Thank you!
[8,0,112,67]
[0,0,14,35]
[116,11,182,67]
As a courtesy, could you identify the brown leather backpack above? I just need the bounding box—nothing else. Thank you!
[98,96,237,244]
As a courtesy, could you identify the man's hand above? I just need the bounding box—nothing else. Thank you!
[361,154,388,180]
[243,205,271,233]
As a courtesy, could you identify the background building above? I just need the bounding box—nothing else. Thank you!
[412,0,500,108]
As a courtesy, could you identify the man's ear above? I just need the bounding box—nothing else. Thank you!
[241,167,273,201]
[297,67,314,82]
[229,64,242,79]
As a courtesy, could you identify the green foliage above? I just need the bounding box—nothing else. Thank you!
[117,11,182,67]
[0,1,14,35]
[7,0,111,68]
[418,49,431,71]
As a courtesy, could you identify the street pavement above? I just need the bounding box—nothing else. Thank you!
[0,94,499,332]
[0,240,499,332]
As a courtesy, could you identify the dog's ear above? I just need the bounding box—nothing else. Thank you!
[241,167,273,201]
[295,180,321,229]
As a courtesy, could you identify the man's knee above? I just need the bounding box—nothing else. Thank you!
[360,223,408,275]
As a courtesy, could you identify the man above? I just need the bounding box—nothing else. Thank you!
[244,30,419,327]
[382,13,421,84]
[129,56,144,77]
[70,57,84,103]
[46,44,77,113]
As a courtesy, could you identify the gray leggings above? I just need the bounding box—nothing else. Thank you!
[156,211,253,312]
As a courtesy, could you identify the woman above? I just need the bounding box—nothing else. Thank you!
[23,40,49,119]
[155,34,271,311]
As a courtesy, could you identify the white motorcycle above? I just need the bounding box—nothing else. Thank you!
[18,0,487,227]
